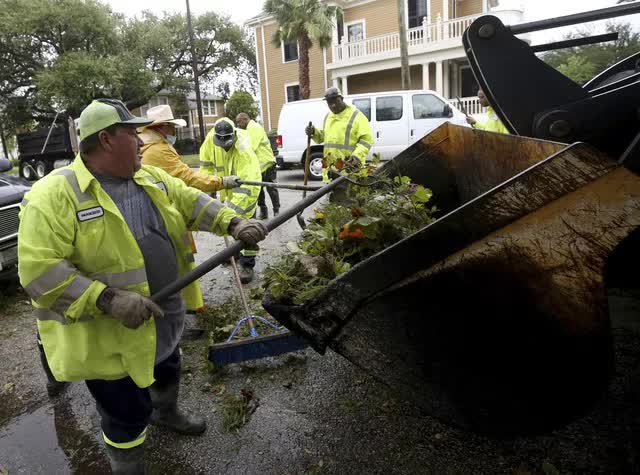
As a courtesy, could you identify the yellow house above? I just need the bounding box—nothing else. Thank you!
[247,0,525,131]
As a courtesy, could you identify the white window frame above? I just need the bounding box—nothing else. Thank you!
[344,19,366,42]
[284,81,301,103]
[281,39,299,64]
[405,0,431,29]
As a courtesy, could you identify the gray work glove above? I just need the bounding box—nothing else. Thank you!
[228,218,269,246]
[222,175,241,189]
[97,287,164,329]
[345,155,362,171]
[305,124,315,137]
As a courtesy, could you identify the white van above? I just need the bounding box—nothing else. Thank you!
[275,89,469,180]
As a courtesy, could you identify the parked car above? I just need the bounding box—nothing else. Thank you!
[17,114,78,181]
[275,89,469,180]
[0,157,30,280]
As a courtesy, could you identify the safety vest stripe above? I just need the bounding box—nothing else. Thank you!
[231,187,251,196]
[190,193,212,226]
[344,109,360,147]
[226,201,256,216]
[53,169,93,203]
[199,161,210,167]
[64,274,92,300]
[357,139,372,150]
[324,143,356,151]
[103,428,147,449]
[216,166,225,172]
[196,200,225,232]
[35,307,92,325]
[21,198,28,207]
[24,260,76,299]
[90,267,147,288]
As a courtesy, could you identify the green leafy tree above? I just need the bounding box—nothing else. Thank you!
[225,91,259,121]
[264,0,340,99]
[544,22,640,84]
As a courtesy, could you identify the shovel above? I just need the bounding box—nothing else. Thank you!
[296,121,313,229]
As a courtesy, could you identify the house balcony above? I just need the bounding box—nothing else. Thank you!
[329,9,525,70]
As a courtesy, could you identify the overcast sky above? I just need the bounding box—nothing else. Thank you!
[105,0,640,42]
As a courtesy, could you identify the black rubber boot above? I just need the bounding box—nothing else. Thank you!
[257,206,269,220]
[149,381,206,435]
[38,339,69,397]
[238,264,254,284]
[105,444,146,474]
[273,207,280,216]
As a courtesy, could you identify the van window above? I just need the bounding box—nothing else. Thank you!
[376,96,403,121]
[412,94,448,119]
[352,98,371,121]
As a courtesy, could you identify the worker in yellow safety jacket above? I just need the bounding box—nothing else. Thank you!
[305,87,374,182]
[139,104,240,194]
[235,112,280,220]
[18,99,268,473]
[199,117,262,283]
[466,88,510,134]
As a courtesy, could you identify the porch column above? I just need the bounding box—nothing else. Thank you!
[443,60,450,98]
[451,62,459,97]
[435,60,443,95]
[442,0,449,21]
[341,76,349,95]
[333,77,340,89]
[422,63,430,90]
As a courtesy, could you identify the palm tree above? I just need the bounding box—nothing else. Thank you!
[264,0,341,99]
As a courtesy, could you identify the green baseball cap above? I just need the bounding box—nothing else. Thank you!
[78,98,154,141]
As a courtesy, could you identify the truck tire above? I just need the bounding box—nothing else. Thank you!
[35,159,53,179]
[307,152,324,181]
[19,161,37,181]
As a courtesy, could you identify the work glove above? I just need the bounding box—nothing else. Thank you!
[97,287,164,329]
[345,155,362,172]
[228,218,269,246]
[305,124,315,137]
[222,175,241,189]
[466,115,477,126]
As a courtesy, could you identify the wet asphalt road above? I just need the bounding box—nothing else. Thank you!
[1,167,640,474]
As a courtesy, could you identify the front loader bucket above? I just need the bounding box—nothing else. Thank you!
[264,123,640,434]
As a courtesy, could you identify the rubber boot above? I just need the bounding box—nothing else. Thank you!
[238,264,254,284]
[38,340,69,397]
[273,207,280,216]
[149,381,206,435]
[105,444,146,475]
[257,206,269,220]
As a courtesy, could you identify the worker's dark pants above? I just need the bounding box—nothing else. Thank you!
[85,345,181,448]
[257,165,280,211]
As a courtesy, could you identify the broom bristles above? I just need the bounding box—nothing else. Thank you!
[209,331,308,367]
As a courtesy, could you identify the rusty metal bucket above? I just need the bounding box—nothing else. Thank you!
[264,123,640,434]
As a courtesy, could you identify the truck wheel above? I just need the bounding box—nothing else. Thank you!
[19,161,36,181]
[308,153,324,181]
[35,160,53,179]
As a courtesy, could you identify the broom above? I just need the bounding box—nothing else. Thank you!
[151,175,347,365]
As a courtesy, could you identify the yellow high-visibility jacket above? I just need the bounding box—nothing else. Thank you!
[199,129,261,218]
[312,104,374,182]
[245,120,276,173]
[139,129,224,193]
[18,156,236,388]
[472,106,510,134]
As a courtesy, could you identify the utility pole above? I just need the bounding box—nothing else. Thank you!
[397,0,411,89]
[186,0,206,145]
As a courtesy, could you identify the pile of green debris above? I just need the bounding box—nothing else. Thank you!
[263,174,435,305]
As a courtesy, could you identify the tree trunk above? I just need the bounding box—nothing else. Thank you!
[397,0,411,89]
[0,124,9,159]
[298,32,312,99]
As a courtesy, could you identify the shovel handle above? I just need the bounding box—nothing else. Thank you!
[151,176,346,303]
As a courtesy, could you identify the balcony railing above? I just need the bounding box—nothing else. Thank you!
[330,10,524,66]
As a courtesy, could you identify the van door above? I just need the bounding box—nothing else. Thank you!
[409,93,451,145]
[373,95,407,160]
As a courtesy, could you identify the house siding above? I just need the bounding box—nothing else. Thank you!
[456,0,483,18]
[262,22,326,130]
[343,0,398,38]
[348,65,423,94]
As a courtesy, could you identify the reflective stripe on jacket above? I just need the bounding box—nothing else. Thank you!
[472,106,510,134]
[312,104,374,182]
[18,156,237,388]
[139,129,223,193]
[245,120,276,173]
[198,129,261,218]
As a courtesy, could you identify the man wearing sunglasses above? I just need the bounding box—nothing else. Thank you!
[199,117,262,283]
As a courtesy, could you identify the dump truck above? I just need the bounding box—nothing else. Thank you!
[259,4,640,434]
[16,114,78,180]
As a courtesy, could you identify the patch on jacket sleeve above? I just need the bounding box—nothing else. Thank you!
[77,206,104,222]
